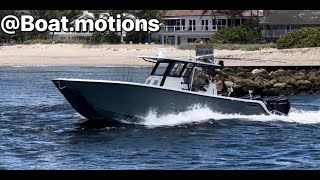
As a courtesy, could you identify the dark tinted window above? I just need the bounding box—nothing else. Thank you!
[169,62,185,77]
[153,63,169,76]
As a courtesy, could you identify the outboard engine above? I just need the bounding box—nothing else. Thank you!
[261,96,291,115]
[240,91,291,115]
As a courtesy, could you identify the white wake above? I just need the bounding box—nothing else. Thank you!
[139,105,320,127]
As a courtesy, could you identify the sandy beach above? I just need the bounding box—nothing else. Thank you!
[0,44,320,66]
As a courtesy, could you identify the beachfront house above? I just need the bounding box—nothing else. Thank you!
[52,11,94,41]
[158,10,263,46]
[261,10,320,42]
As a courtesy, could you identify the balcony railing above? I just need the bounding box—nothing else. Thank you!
[162,25,219,32]
[261,30,291,38]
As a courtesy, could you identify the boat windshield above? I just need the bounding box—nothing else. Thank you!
[152,61,187,77]
[153,62,169,76]
[169,62,185,77]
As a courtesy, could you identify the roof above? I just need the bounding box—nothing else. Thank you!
[70,11,95,25]
[164,10,263,17]
[78,12,95,19]
[138,56,221,67]
[260,10,320,25]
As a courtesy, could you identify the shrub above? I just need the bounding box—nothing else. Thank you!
[92,32,121,44]
[194,38,203,43]
[210,26,260,44]
[124,31,158,44]
[276,27,320,49]
[124,31,146,44]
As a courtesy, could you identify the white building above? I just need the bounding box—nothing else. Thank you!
[260,10,320,42]
[158,10,263,45]
[53,11,94,40]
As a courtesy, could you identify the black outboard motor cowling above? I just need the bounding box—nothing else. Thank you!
[261,96,291,115]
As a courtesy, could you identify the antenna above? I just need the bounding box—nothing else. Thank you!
[249,90,253,100]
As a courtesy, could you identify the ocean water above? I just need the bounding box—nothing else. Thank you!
[1,65,320,170]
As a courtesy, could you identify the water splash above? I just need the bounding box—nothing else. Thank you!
[140,105,320,127]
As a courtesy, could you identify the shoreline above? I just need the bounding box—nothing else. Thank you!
[1,44,320,66]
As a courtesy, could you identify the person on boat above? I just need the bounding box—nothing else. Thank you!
[213,74,227,96]
[192,69,209,92]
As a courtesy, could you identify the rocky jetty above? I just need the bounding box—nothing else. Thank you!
[217,67,320,97]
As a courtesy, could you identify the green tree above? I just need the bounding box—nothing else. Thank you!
[277,27,320,49]
[210,25,260,44]
[129,10,164,43]
[0,10,28,40]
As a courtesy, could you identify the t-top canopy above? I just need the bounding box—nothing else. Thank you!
[138,55,221,67]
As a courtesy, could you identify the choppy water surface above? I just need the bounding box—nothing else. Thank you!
[1,65,320,170]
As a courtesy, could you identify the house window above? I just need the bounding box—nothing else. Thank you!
[181,19,185,30]
[218,19,227,26]
[222,19,227,25]
[227,19,232,26]
[176,20,180,30]
[165,19,181,31]
[217,19,227,30]
[189,20,196,31]
[212,19,217,30]
[271,25,286,30]
[187,38,197,43]
[212,19,217,25]
[201,20,209,31]
[235,19,241,26]
[291,25,302,30]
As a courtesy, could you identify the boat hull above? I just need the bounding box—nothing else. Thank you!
[52,79,271,122]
